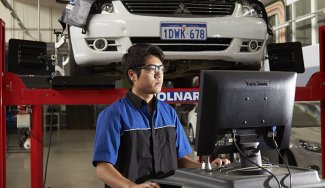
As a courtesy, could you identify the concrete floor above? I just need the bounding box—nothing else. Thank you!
[6,129,104,188]
[6,129,197,188]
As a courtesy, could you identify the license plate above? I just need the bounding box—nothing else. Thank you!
[160,23,207,40]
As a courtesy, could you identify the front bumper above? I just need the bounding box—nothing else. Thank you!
[290,139,322,174]
[70,1,269,66]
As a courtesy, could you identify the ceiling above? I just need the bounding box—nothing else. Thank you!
[15,0,66,9]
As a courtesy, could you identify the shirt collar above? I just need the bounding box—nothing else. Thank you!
[126,90,158,110]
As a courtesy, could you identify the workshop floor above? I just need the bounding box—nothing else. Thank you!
[6,129,197,188]
[6,129,102,188]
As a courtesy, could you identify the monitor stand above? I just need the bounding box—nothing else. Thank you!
[240,141,262,167]
[236,141,269,175]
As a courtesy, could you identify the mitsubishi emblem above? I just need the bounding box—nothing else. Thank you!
[176,3,190,14]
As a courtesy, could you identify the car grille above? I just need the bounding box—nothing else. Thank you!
[130,37,232,51]
[121,0,235,16]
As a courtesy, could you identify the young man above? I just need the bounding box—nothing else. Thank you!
[93,44,229,188]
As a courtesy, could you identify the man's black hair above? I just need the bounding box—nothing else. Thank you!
[122,43,164,86]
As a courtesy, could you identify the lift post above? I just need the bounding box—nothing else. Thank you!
[0,18,6,188]
[0,17,325,188]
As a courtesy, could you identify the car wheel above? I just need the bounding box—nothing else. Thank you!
[280,149,297,166]
[188,124,195,144]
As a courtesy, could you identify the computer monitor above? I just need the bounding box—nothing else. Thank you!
[195,70,296,167]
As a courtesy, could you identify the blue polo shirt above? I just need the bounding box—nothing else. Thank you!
[93,90,192,183]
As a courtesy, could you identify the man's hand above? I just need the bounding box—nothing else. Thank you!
[129,182,161,188]
[96,162,161,188]
[211,158,231,167]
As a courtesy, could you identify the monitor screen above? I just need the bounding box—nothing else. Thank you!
[195,70,297,157]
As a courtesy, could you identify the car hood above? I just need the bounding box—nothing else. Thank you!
[291,127,321,144]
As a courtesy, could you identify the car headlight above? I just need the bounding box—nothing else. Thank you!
[239,0,273,35]
[101,2,114,13]
[240,0,263,18]
[242,5,258,17]
[299,139,321,153]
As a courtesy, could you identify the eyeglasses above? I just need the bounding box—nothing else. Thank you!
[135,64,165,75]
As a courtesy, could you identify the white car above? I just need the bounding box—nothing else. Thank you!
[69,0,272,77]
[187,104,197,144]
[280,102,322,175]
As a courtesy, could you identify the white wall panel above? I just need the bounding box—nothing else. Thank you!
[1,1,64,42]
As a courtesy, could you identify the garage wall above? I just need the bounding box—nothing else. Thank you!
[0,1,64,42]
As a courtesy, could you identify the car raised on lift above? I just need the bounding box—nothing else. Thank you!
[68,0,272,78]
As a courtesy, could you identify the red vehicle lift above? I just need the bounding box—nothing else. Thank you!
[0,18,324,188]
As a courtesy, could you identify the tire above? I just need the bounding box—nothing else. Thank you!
[188,124,195,144]
[172,76,198,88]
[280,150,297,166]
